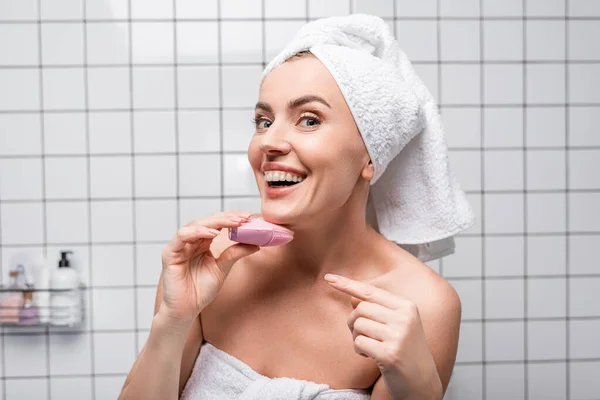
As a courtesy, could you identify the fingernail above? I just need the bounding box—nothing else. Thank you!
[324,274,339,283]
[208,228,220,235]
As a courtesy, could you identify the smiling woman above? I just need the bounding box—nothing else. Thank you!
[119,14,473,400]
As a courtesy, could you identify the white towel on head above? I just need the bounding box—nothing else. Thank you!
[261,14,475,261]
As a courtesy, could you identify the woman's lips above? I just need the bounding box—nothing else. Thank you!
[264,179,304,199]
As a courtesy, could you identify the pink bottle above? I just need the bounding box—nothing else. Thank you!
[228,217,294,246]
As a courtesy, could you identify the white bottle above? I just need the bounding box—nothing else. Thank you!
[50,251,81,326]
[32,253,51,324]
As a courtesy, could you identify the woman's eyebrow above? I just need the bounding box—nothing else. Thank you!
[254,95,331,114]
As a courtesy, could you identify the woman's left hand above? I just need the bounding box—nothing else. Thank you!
[324,273,443,400]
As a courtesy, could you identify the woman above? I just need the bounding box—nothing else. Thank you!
[120,14,472,400]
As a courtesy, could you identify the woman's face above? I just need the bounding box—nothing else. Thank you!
[248,54,373,224]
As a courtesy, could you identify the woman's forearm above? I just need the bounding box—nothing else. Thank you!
[118,313,194,400]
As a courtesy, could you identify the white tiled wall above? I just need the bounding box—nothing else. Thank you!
[0,0,599,399]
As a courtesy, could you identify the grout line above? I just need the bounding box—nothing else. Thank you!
[479,1,487,398]
[217,0,224,212]
[436,0,444,278]
[522,1,529,397]
[565,0,571,398]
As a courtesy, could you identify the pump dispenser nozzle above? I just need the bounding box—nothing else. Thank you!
[58,251,73,268]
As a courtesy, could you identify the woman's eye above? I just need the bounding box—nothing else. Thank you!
[256,119,272,129]
[299,117,320,127]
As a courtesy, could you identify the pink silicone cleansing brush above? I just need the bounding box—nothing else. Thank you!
[228,217,294,246]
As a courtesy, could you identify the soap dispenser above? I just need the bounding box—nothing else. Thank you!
[50,251,81,326]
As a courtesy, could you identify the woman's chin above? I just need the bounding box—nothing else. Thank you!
[259,206,299,226]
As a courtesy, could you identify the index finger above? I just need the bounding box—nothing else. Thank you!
[324,274,401,310]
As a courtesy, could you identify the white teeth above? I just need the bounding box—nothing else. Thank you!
[264,170,305,183]
[285,173,292,182]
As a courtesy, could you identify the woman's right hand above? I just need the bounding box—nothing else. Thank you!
[158,211,260,325]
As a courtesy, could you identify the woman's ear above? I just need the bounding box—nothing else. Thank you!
[361,160,374,181]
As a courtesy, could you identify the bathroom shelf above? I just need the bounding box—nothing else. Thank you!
[0,285,85,328]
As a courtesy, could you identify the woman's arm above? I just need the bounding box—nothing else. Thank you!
[118,275,203,400]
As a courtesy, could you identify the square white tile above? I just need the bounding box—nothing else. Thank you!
[177,110,220,152]
[50,377,93,400]
[132,67,175,108]
[223,196,261,214]
[90,156,133,198]
[448,150,481,191]
[131,0,172,18]
[526,0,565,16]
[179,198,222,226]
[569,107,600,146]
[444,365,483,400]
[42,68,85,110]
[49,333,92,375]
[265,0,307,18]
[176,22,218,64]
[483,107,523,148]
[223,154,260,196]
[527,320,567,360]
[46,201,89,243]
[440,108,481,148]
[95,376,127,400]
[439,0,479,16]
[5,379,47,400]
[569,277,600,317]
[0,24,39,65]
[484,193,524,234]
[43,113,87,155]
[136,287,156,329]
[484,21,523,61]
[265,20,306,62]
[526,64,566,104]
[527,363,566,400]
[40,0,83,19]
[396,0,436,16]
[176,0,217,18]
[0,0,37,20]
[177,66,220,108]
[135,199,177,241]
[221,21,263,63]
[485,321,525,361]
[221,0,261,18]
[44,157,88,199]
[179,154,221,196]
[441,21,480,61]
[569,192,600,232]
[526,150,566,190]
[41,23,84,65]
[93,288,135,330]
[482,0,523,16]
[526,107,566,147]
[570,362,600,399]
[221,65,262,108]
[527,236,566,276]
[441,65,480,105]
[485,236,525,276]
[485,364,525,400]
[456,321,482,362]
[0,202,44,245]
[135,243,164,285]
[527,21,565,60]
[134,155,176,197]
[90,200,134,242]
[569,235,600,275]
[526,193,566,233]
[0,158,43,200]
[415,64,439,103]
[449,280,482,320]
[569,64,600,103]
[0,69,40,111]
[485,279,524,319]
[91,244,135,286]
[440,236,482,278]
[570,319,600,359]
[222,108,256,152]
[484,64,523,104]
[131,22,174,65]
[88,67,131,109]
[308,0,350,17]
[484,150,524,191]
[527,278,566,318]
[86,22,130,65]
[395,21,438,62]
[86,0,128,18]
[133,111,176,153]
[464,193,482,234]
[569,149,600,189]
[570,0,600,16]
[93,332,136,374]
[89,112,132,154]
[4,335,47,377]
[352,0,394,17]
[0,114,41,155]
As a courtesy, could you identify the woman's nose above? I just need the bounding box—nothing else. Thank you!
[259,125,292,155]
